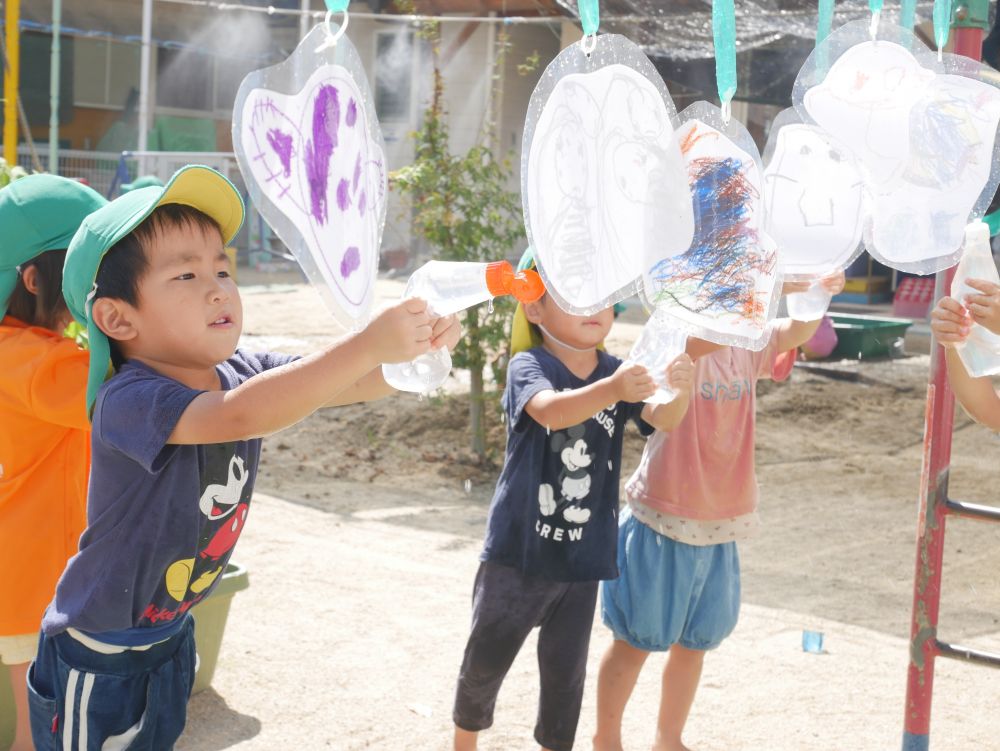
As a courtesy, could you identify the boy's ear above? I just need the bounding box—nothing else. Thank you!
[20,265,40,296]
[90,297,138,343]
[523,299,544,325]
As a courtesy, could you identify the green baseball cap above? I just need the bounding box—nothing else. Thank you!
[64,164,245,416]
[121,174,165,193]
[0,174,107,319]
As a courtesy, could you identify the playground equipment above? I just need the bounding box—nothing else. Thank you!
[902,4,1000,750]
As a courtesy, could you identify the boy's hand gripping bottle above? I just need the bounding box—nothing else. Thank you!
[952,221,1000,377]
[383,260,545,393]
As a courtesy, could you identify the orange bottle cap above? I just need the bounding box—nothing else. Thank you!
[510,268,545,303]
[485,261,514,297]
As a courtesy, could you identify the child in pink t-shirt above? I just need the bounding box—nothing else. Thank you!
[591,272,845,751]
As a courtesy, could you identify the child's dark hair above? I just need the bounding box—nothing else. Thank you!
[95,203,223,367]
[7,250,68,331]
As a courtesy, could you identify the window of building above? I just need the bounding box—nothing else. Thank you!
[156,47,214,111]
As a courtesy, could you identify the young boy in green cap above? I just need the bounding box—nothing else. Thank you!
[27,164,458,750]
[0,174,107,751]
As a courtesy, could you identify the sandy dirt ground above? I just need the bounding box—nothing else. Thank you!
[175,275,1000,751]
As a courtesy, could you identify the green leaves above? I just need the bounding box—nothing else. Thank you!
[0,158,28,189]
[390,65,526,453]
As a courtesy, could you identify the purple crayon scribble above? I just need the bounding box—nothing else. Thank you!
[266,128,294,178]
[337,179,351,211]
[358,189,367,216]
[340,246,361,279]
[346,99,357,127]
[304,85,341,225]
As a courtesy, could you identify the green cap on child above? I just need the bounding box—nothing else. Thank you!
[63,164,245,416]
[0,174,107,319]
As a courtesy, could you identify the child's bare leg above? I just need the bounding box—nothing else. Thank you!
[651,644,704,751]
[454,726,478,751]
[593,639,650,751]
[9,661,33,751]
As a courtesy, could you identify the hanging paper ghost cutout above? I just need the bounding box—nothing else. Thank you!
[642,102,780,351]
[795,20,1000,274]
[233,24,387,330]
[762,110,866,279]
[522,34,694,315]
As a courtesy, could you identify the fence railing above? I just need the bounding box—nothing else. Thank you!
[16,147,289,266]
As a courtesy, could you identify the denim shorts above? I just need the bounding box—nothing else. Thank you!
[27,617,196,751]
[601,507,740,652]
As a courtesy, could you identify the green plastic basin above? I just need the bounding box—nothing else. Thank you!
[829,313,913,360]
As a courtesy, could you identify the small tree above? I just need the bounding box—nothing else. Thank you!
[391,28,526,458]
[0,158,27,188]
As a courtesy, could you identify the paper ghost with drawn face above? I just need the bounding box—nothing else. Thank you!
[523,35,694,315]
[763,121,865,277]
[798,28,1000,273]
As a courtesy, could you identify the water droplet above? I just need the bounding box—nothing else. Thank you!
[546,425,551,435]
[487,299,495,314]
[417,393,424,403]
[463,479,472,494]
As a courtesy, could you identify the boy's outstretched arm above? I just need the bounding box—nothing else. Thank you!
[774,271,846,352]
[640,354,694,431]
[168,299,433,444]
[931,296,1000,430]
[323,314,462,406]
[525,361,656,431]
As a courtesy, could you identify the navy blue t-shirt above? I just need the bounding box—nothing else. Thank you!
[42,349,297,643]
[481,347,653,582]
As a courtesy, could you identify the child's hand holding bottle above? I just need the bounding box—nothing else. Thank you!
[366,297,434,364]
[611,362,657,403]
[962,279,1000,336]
[931,297,972,349]
[665,353,694,399]
[430,313,462,352]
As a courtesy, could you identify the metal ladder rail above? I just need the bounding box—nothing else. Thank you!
[902,8,995,750]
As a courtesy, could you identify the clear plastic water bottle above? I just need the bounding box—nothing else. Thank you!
[383,260,545,393]
[786,280,833,322]
[627,312,688,405]
[952,221,1000,377]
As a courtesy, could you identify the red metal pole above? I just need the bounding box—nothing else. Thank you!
[901,15,985,751]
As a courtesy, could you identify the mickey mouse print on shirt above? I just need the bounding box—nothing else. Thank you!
[141,443,254,626]
[539,424,595,526]
[534,395,624,546]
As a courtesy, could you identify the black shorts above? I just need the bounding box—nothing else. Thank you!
[453,561,598,751]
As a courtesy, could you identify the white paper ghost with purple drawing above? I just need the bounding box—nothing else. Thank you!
[233,25,387,330]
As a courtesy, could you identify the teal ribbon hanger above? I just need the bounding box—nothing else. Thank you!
[900,0,917,31]
[816,0,834,45]
[868,0,882,37]
[579,0,600,36]
[933,0,953,59]
[816,0,834,73]
[713,0,737,123]
[578,0,599,53]
[317,0,349,50]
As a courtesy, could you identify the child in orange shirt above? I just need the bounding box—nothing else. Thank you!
[0,175,106,751]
